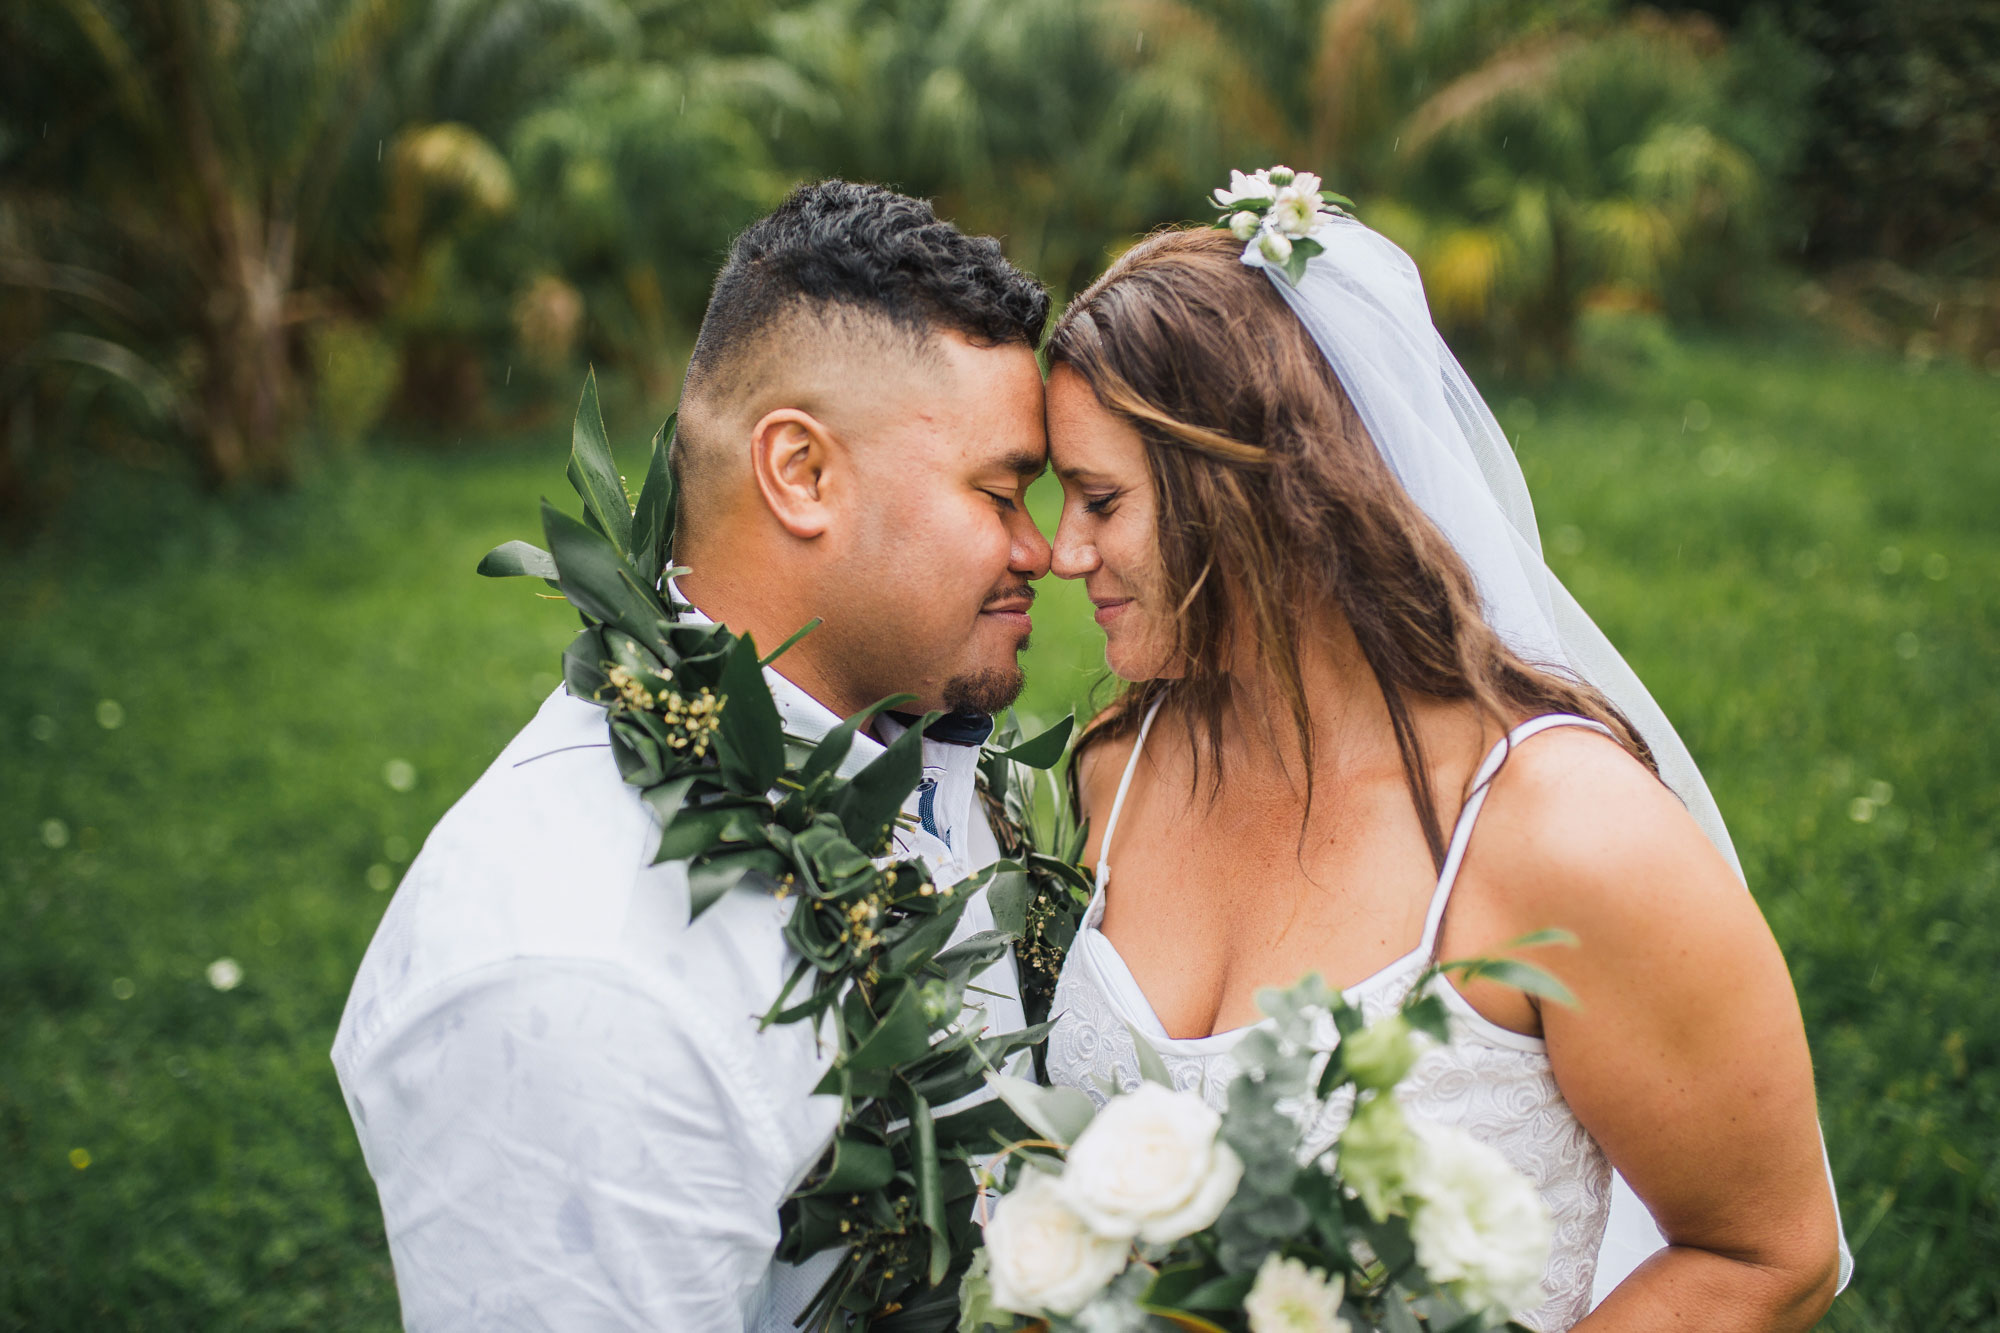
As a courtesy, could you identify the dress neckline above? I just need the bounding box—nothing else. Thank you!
[1085,702,1614,1047]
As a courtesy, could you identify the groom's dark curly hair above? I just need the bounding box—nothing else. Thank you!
[673,182,1048,513]
[687,180,1048,376]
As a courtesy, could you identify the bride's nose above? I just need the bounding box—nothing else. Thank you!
[1050,515,1098,580]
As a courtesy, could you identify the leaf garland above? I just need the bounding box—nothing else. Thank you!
[480,371,1089,1329]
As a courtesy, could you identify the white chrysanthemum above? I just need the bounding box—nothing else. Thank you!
[1270,185,1324,238]
[985,1169,1129,1316]
[1245,1253,1350,1333]
[1213,167,1277,207]
[1059,1082,1245,1244]
[1408,1122,1552,1317]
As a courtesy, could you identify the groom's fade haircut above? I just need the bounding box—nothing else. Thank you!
[673,180,1049,523]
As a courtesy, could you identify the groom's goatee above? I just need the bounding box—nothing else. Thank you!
[944,665,1027,716]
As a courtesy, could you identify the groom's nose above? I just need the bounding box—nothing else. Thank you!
[1008,506,1053,581]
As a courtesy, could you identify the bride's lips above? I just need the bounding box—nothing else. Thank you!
[1091,596,1132,627]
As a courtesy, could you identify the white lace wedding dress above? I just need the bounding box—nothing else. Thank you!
[1045,703,1614,1331]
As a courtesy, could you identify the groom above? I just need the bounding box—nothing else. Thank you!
[332,181,1053,1329]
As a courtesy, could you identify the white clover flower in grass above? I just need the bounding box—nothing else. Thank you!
[1245,1253,1351,1333]
[985,1169,1130,1317]
[1059,1081,1245,1244]
[1407,1122,1552,1318]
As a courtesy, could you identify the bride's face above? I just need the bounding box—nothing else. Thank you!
[1046,365,1179,681]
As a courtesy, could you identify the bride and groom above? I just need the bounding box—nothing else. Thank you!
[334,178,1850,1329]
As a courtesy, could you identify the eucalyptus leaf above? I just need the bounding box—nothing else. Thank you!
[830,713,935,853]
[984,1072,1095,1147]
[565,368,633,557]
[688,847,785,918]
[1124,1019,1175,1088]
[982,867,1033,936]
[1454,956,1578,1007]
[799,1133,895,1196]
[845,984,933,1070]
[476,539,558,580]
[562,626,609,700]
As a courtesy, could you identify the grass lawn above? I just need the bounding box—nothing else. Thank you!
[2,331,1995,1329]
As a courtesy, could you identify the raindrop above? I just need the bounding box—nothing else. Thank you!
[1865,780,1894,805]
[1847,798,1876,823]
[367,863,396,892]
[1923,552,1949,580]
[384,834,412,863]
[69,1148,91,1170]
[1697,444,1727,477]
[1553,525,1585,556]
[1793,550,1822,579]
[96,699,125,730]
[111,977,136,1000]
[258,920,281,946]
[206,958,243,992]
[28,715,56,742]
[1895,632,1920,660]
[1682,400,1712,432]
[40,818,70,850]
[166,1056,191,1079]
[1876,546,1903,575]
[383,759,417,792]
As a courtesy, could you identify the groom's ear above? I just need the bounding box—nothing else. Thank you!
[748,408,838,540]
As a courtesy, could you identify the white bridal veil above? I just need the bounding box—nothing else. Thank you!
[1242,217,1853,1302]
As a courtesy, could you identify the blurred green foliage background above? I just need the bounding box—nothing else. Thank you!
[3,0,1998,1328]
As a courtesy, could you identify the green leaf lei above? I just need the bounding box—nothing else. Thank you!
[480,371,1092,1330]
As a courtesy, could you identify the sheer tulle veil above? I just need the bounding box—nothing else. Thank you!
[1239,216,1852,1302]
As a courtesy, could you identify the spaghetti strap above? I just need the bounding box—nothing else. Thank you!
[1096,697,1167,885]
[1418,713,1617,956]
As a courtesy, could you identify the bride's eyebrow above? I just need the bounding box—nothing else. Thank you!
[1056,464,1113,484]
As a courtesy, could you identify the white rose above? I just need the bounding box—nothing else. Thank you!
[1257,229,1294,266]
[1407,1122,1552,1317]
[1230,209,1262,241]
[1059,1082,1245,1243]
[1270,186,1323,238]
[985,1168,1129,1317]
[1245,1253,1350,1333]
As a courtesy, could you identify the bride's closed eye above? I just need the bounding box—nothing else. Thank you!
[1081,491,1120,516]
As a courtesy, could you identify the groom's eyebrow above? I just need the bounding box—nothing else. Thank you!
[990,448,1047,479]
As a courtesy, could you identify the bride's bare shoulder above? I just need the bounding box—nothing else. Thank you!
[1072,723,1143,867]
[1472,724,1744,926]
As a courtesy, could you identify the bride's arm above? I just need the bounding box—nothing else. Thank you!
[1465,730,1842,1331]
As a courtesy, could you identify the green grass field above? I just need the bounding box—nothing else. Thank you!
[3,332,1995,1329]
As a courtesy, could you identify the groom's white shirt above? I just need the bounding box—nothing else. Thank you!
[332,597,1023,1331]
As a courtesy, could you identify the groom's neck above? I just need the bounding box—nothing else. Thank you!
[675,567,876,728]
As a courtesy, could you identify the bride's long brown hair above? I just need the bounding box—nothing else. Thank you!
[1050,227,1655,868]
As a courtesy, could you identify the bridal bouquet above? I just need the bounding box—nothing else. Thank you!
[959,970,1557,1333]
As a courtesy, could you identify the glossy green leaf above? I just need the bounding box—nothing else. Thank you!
[476,539,558,580]
[561,627,609,700]
[803,694,918,784]
[541,501,663,646]
[713,633,785,795]
[688,847,785,918]
[981,867,1033,936]
[845,984,933,1070]
[799,1134,895,1195]
[638,775,697,830]
[631,412,676,583]
[994,714,1074,770]
[759,617,820,667]
[907,1093,950,1285]
[829,713,935,853]
[566,368,633,556]
[1453,957,1578,1007]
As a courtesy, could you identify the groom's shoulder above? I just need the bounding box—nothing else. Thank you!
[334,688,681,1060]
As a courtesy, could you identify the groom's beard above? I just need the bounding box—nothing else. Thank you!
[940,583,1035,714]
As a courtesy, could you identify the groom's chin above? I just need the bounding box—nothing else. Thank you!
[941,663,1026,716]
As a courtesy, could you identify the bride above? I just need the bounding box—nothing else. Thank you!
[1037,184,1850,1329]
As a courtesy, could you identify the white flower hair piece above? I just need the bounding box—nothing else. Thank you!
[1209,164,1353,286]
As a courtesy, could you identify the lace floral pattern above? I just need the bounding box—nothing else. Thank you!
[1047,916,1610,1332]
